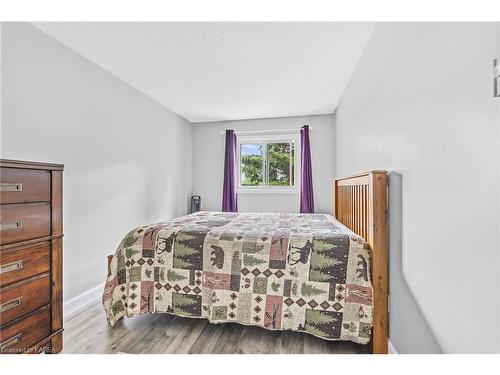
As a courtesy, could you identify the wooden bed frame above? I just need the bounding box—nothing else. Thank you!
[105,171,389,353]
[333,170,388,354]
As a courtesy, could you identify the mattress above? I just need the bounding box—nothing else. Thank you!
[102,211,373,344]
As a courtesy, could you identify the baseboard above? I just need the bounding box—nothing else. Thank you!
[63,283,104,321]
[388,340,398,354]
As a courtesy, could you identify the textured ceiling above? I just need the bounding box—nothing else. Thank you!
[33,22,375,123]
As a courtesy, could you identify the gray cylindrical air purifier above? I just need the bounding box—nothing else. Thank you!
[191,195,201,213]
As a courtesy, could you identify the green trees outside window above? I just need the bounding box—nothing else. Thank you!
[240,140,295,188]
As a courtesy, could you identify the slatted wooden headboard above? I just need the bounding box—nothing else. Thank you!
[333,170,388,354]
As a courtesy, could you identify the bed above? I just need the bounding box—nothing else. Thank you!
[102,171,388,353]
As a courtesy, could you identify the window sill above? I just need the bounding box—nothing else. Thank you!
[238,189,299,194]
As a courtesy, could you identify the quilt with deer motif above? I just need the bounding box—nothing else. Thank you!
[102,211,373,344]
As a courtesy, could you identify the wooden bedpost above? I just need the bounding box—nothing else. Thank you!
[334,171,388,354]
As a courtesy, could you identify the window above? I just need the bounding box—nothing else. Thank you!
[238,133,298,192]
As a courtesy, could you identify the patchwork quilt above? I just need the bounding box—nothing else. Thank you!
[102,211,373,344]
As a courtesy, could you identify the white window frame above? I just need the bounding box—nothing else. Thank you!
[237,132,300,194]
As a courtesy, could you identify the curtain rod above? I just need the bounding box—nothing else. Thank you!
[219,127,312,136]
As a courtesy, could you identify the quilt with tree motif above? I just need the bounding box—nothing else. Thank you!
[102,211,373,344]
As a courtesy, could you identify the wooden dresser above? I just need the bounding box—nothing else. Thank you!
[0,160,63,354]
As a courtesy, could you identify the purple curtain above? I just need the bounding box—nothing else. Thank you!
[222,129,238,212]
[300,125,314,213]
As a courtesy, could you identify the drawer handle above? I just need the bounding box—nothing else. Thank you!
[0,220,23,231]
[0,333,22,352]
[0,260,23,275]
[0,297,23,313]
[0,183,23,192]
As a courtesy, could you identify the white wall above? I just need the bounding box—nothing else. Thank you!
[335,23,500,353]
[0,23,193,303]
[192,114,335,214]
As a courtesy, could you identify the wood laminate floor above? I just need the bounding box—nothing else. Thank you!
[62,301,369,354]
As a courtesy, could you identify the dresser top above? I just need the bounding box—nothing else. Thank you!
[0,159,64,171]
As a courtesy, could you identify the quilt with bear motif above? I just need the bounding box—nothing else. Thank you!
[102,211,373,344]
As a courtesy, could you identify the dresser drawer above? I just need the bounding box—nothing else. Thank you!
[0,306,50,354]
[0,275,51,326]
[0,203,51,245]
[0,168,50,204]
[0,242,51,287]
